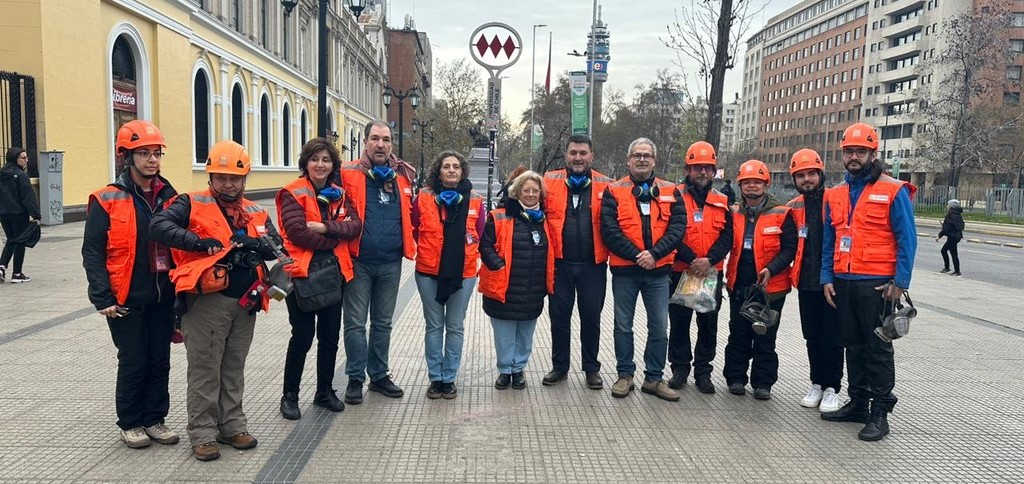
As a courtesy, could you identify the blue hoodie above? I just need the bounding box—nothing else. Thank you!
[821,169,917,289]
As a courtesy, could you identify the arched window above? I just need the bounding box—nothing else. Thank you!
[231,83,244,144]
[300,109,308,146]
[193,69,211,164]
[108,24,151,180]
[260,93,270,166]
[282,103,291,166]
[111,35,138,174]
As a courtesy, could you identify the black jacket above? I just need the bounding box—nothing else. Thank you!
[600,176,687,276]
[720,183,736,207]
[82,172,177,310]
[797,187,825,291]
[674,179,733,268]
[0,163,41,218]
[480,200,550,321]
[938,207,964,242]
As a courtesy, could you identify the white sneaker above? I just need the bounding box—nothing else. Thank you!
[144,423,180,445]
[119,427,151,449]
[819,387,841,412]
[800,384,823,408]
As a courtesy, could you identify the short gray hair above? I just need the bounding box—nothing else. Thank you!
[508,170,545,201]
[627,138,657,159]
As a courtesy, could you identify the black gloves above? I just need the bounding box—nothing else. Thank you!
[193,238,224,252]
[231,234,261,251]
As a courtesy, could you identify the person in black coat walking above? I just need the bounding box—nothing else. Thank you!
[720,179,737,207]
[937,199,964,276]
[0,147,41,283]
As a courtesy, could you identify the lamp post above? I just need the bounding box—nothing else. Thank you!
[382,85,420,159]
[282,0,366,138]
[412,118,433,189]
[530,24,547,171]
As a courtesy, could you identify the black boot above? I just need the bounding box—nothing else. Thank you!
[858,404,891,441]
[821,399,869,423]
[511,371,527,390]
[280,393,301,420]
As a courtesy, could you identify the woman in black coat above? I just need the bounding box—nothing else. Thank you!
[0,147,41,283]
[936,198,965,276]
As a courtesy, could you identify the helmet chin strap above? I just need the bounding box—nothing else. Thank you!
[209,179,245,202]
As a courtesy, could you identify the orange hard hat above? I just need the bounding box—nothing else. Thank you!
[685,141,717,166]
[737,159,770,185]
[205,140,251,176]
[115,120,165,153]
[789,148,824,175]
[840,122,879,150]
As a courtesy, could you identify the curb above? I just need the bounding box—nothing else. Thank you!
[919,233,1023,249]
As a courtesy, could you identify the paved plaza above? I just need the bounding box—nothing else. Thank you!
[1,205,1023,483]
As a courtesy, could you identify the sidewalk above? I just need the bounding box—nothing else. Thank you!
[1,213,1022,483]
[916,216,1024,240]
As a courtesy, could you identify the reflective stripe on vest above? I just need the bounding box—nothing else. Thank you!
[726,205,792,294]
[275,178,355,282]
[606,177,678,268]
[543,169,613,264]
[825,175,914,277]
[339,162,416,260]
[477,209,554,303]
[414,187,483,278]
[673,188,729,272]
[786,195,806,287]
[89,187,136,305]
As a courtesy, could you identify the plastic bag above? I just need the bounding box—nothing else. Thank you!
[670,268,719,313]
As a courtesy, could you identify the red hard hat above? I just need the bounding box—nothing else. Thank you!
[685,141,717,166]
[116,120,165,153]
[205,140,251,176]
[840,122,879,150]
[737,159,770,185]
[789,149,824,175]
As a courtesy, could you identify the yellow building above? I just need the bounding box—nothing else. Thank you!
[0,0,388,213]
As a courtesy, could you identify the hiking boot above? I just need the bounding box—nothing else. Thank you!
[441,382,458,399]
[426,381,443,400]
[585,372,604,390]
[753,387,772,400]
[951,272,961,276]
[192,442,220,461]
[821,399,870,423]
[494,373,512,390]
[143,423,179,445]
[344,379,364,405]
[800,384,823,408]
[819,388,841,413]
[9,273,30,283]
[119,427,151,449]
[368,376,404,398]
[542,369,568,386]
[858,404,891,441]
[939,268,950,273]
[280,393,301,420]
[728,383,747,395]
[694,376,716,394]
[313,389,345,412]
[611,376,635,398]
[511,371,527,390]
[641,380,680,402]
[0,266,5,283]
[667,372,688,390]
[217,431,258,450]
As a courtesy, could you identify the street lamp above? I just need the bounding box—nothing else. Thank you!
[530,24,547,171]
[282,0,366,139]
[412,118,434,189]
[382,85,420,159]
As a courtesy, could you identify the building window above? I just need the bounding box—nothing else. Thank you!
[301,109,308,145]
[1014,13,1024,28]
[232,0,242,31]
[260,94,270,166]
[193,69,211,164]
[1009,66,1023,81]
[1004,91,1020,106]
[260,0,268,47]
[231,83,244,144]
[1012,39,1024,54]
[282,104,291,166]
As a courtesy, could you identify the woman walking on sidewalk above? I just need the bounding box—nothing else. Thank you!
[937,199,964,276]
[0,147,41,283]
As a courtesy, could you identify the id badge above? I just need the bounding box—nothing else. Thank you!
[379,190,392,204]
[572,194,581,209]
[640,202,651,216]
[152,248,170,273]
[743,236,753,250]
[693,211,704,223]
[466,233,478,245]
[798,226,808,238]
[840,236,852,253]
[531,230,542,246]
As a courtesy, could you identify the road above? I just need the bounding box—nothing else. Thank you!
[914,229,1023,290]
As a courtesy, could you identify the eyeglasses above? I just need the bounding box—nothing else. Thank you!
[690,165,715,173]
[630,153,655,161]
[842,147,870,157]
[134,150,165,159]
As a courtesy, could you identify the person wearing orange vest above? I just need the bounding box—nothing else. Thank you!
[479,170,554,390]
[667,141,733,395]
[337,121,416,405]
[601,138,687,402]
[723,159,797,401]
[277,138,362,420]
[412,150,484,399]
[820,123,917,442]
[786,149,844,414]
[82,120,179,450]
[149,140,282,461]
[540,134,614,390]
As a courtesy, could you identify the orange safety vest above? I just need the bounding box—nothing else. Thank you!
[726,205,793,294]
[338,161,416,260]
[477,209,555,303]
[824,174,916,277]
[88,187,136,305]
[415,187,483,278]
[169,190,271,311]
[543,169,613,264]
[605,177,679,268]
[275,178,355,282]
[672,187,730,272]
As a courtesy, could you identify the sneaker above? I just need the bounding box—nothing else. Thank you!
[800,384,824,408]
[610,376,634,398]
[344,379,364,405]
[143,423,179,445]
[542,369,568,386]
[728,383,747,395]
[494,373,512,390]
[426,381,443,400]
[441,382,458,400]
[641,380,680,402]
[9,273,29,283]
[0,266,5,283]
[694,376,716,394]
[313,389,345,412]
[192,442,220,461]
[667,372,688,390]
[951,271,961,276]
[819,388,841,413]
[216,431,258,450]
[368,376,404,398]
[119,427,151,449]
[511,371,527,390]
[753,387,772,400]
[939,268,950,273]
[585,372,604,390]
[280,393,301,420]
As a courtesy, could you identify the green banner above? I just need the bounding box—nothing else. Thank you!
[531,123,543,153]
[569,71,589,135]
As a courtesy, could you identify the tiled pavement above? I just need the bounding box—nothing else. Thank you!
[1,205,1023,483]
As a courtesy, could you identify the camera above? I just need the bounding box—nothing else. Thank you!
[228,249,262,270]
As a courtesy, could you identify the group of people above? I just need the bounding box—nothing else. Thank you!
[82,118,915,464]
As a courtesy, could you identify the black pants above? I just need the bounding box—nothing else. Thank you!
[723,287,786,389]
[940,238,960,272]
[0,214,28,273]
[283,290,344,395]
[797,289,844,391]
[107,300,175,430]
[834,278,898,411]
[668,270,723,380]
[548,260,606,373]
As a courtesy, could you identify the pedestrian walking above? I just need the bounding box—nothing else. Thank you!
[0,147,41,283]
[937,199,964,276]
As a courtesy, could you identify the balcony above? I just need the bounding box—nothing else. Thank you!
[876,65,919,85]
[879,41,921,62]
[880,14,923,40]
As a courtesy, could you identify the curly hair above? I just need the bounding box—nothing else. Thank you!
[297,137,342,177]
[425,150,469,188]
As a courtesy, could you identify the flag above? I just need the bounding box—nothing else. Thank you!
[545,32,552,94]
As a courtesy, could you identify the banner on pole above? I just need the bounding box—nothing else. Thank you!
[531,123,543,153]
[569,71,589,136]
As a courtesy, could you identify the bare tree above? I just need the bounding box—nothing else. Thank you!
[425,59,487,156]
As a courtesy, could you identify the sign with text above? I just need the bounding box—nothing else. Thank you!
[569,71,589,135]
[112,82,137,113]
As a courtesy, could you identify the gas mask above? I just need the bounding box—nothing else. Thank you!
[739,284,779,336]
[875,290,916,343]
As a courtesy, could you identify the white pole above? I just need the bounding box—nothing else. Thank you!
[588,0,597,137]
[530,24,546,171]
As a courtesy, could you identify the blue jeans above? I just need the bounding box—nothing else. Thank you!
[612,272,670,382]
[343,260,402,382]
[490,318,537,374]
[416,274,477,383]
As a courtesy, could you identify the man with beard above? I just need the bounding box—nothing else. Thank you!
[667,141,732,394]
[338,121,417,404]
[541,135,614,390]
[820,123,917,442]
[786,149,843,413]
[723,160,797,401]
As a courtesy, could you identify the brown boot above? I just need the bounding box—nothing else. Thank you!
[192,442,221,461]
[216,431,258,450]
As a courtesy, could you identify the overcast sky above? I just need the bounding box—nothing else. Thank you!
[385,0,792,124]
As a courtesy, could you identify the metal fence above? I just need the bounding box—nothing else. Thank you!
[915,186,1024,220]
[0,70,38,177]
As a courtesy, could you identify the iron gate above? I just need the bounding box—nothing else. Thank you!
[0,71,38,177]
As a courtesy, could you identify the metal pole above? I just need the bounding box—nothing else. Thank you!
[587,0,597,136]
[317,0,329,137]
[530,24,546,171]
[882,94,891,162]
[418,128,425,189]
[398,99,405,159]
[487,129,497,210]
